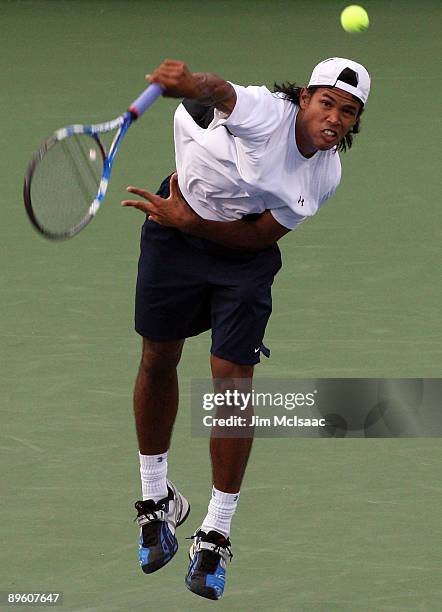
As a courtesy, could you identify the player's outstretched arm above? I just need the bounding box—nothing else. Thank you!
[122,174,289,250]
[147,59,236,115]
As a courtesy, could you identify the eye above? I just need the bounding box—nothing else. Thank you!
[321,100,332,107]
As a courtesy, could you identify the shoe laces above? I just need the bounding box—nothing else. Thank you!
[187,530,233,571]
[134,500,168,548]
[134,499,168,526]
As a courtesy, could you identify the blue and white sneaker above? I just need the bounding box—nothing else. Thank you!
[134,481,190,574]
[185,529,233,600]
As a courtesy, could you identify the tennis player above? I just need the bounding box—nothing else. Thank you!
[122,57,370,600]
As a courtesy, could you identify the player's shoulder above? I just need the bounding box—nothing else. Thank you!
[228,83,293,130]
[233,83,292,110]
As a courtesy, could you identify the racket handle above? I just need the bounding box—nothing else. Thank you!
[128,83,164,118]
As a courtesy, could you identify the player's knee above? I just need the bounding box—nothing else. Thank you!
[140,338,184,375]
[211,354,254,380]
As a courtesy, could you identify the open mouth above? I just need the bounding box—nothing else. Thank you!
[322,129,338,142]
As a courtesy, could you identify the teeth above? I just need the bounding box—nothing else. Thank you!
[324,130,336,136]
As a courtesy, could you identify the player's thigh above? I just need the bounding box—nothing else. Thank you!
[210,246,282,365]
[135,219,211,340]
[211,280,273,365]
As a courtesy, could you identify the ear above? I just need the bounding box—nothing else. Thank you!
[299,87,311,110]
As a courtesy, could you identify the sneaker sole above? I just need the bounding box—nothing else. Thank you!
[185,550,221,600]
[185,573,222,601]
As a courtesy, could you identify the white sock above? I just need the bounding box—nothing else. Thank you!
[201,486,240,538]
[139,451,168,502]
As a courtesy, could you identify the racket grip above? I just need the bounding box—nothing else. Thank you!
[128,83,164,118]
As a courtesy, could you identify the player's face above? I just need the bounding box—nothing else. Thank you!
[296,87,361,157]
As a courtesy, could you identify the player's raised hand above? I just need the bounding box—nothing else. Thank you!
[146,60,203,99]
[122,173,198,230]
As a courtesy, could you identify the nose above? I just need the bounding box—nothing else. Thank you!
[327,108,341,126]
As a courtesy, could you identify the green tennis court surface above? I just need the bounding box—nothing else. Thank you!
[1,1,441,610]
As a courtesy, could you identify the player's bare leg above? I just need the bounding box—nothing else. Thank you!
[133,337,190,575]
[209,354,254,493]
[185,354,253,600]
[134,337,185,454]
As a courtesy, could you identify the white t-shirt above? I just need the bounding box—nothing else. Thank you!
[174,83,342,230]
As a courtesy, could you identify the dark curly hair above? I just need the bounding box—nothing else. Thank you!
[273,78,364,153]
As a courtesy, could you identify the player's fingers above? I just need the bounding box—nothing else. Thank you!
[170,172,186,199]
[147,213,162,224]
[159,59,187,73]
[149,64,190,90]
[126,185,151,197]
[120,199,154,213]
[126,186,159,202]
[169,172,179,196]
[149,74,181,90]
[162,58,184,66]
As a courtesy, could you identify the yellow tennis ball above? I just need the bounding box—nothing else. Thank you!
[340,5,369,33]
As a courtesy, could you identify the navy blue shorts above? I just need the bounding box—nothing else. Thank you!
[135,176,282,365]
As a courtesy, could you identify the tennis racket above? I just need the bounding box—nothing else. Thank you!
[23,83,164,240]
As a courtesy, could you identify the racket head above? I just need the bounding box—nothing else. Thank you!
[23,128,107,240]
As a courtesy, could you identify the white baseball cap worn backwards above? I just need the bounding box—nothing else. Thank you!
[308,57,371,105]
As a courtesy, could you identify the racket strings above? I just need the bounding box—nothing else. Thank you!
[62,136,101,205]
[29,134,104,237]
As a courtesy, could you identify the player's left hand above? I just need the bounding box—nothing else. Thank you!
[121,173,198,230]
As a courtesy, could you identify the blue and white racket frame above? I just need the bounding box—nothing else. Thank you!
[23,83,164,240]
